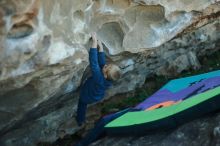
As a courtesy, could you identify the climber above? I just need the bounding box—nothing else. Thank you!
[75,32,122,126]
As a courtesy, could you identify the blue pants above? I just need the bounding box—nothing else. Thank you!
[75,108,131,146]
[76,94,98,126]
[76,99,88,126]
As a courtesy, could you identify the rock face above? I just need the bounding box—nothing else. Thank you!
[0,0,219,146]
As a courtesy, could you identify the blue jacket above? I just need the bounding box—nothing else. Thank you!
[79,48,112,104]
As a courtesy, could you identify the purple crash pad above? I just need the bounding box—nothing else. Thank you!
[136,76,220,110]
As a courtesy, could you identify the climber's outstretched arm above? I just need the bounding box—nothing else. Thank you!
[97,40,106,69]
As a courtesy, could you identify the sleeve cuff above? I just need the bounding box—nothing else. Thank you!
[90,48,98,53]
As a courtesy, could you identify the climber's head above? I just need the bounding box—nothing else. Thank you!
[102,64,122,81]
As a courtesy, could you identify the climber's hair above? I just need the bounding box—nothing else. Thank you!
[105,64,122,81]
